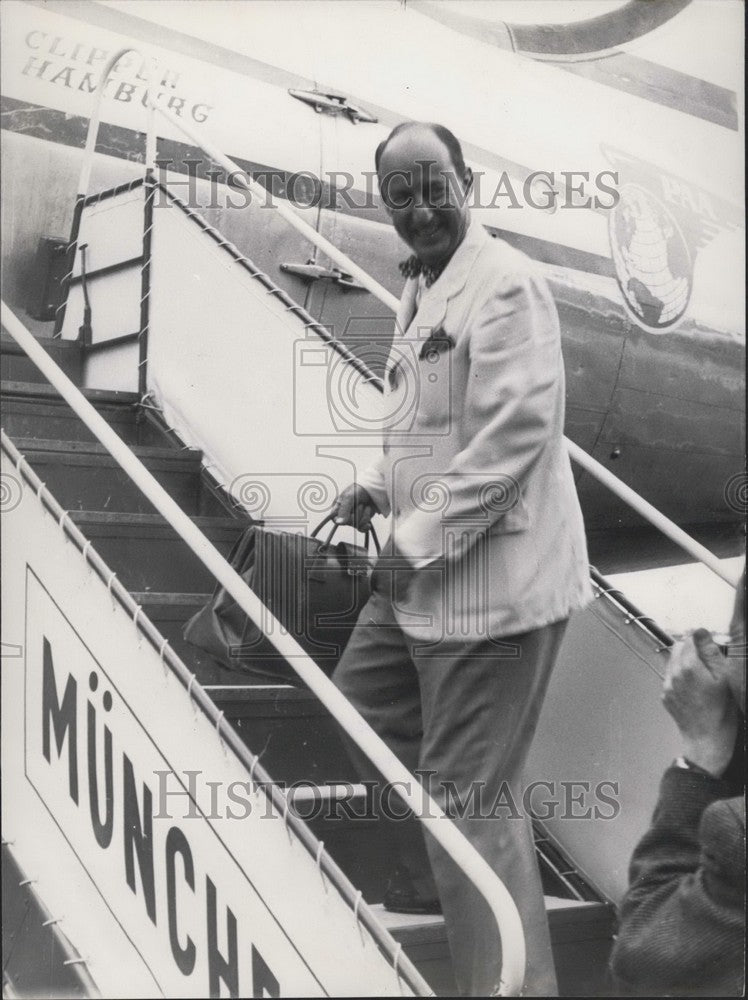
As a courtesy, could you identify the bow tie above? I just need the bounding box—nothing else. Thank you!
[399,254,446,288]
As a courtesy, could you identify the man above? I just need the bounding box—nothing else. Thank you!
[610,574,745,996]
[331,122,592,997]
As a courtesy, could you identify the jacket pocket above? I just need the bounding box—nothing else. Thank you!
[415,347,453,428]
[489,494,531,534]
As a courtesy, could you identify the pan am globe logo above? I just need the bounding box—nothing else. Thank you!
[610,183,692,332]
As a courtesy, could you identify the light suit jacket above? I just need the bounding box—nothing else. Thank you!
[359,220,593,641]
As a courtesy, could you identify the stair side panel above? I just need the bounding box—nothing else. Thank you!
[527,587,682,903]
[147,196,386,530]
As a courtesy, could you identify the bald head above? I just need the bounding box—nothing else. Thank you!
[375,121,473,268]
[375,121,467,176]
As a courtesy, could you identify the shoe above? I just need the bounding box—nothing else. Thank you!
[383,865,442,915]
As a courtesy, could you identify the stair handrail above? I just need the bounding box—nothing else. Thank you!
[78,48,157,198]
[71,51,739,588]
[2,299,528,994]
[53,47,156,339]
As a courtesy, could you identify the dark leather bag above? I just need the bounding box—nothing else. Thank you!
[183,516,380,685]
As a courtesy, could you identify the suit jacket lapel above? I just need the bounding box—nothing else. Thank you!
[409,221,489,340]
[386,222,488,388]
[394,277,419,338]
[384,277,419,393]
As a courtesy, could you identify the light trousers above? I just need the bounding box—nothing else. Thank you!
[333,589,567,997]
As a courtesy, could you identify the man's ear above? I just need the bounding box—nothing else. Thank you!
[378,171,394,216]
[464,167,474,194]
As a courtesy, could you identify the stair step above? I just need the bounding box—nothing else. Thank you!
[9,436,227,516]
[208,684,327,713]
[11,437,197,459]
[133,592,248,684]
[377,896,614,944]
[1,333,82,383]
[291,783,400,906]
[1,379,139,404]
[68,510,244,591]
[375,898,615,997]
[287,782,397,905]
[206,684,351,785]
[204,686,615,923]
[202,687,395,893]
[1,380,163,445]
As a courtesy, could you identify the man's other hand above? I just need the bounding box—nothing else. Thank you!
[332,484,377,532]
[663,630,739,778]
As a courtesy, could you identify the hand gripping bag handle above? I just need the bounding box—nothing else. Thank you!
[312,513,381,555]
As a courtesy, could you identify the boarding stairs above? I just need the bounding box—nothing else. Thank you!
[2,310,616,998]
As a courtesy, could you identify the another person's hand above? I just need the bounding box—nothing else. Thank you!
[663,629,739,777]
[331,484,377,532]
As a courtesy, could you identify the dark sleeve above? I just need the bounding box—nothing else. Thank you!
[610,767,745,996]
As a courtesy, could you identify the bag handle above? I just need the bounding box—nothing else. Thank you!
[312,514,381,555]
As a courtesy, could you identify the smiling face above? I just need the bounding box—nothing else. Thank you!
[377,125,472,269]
